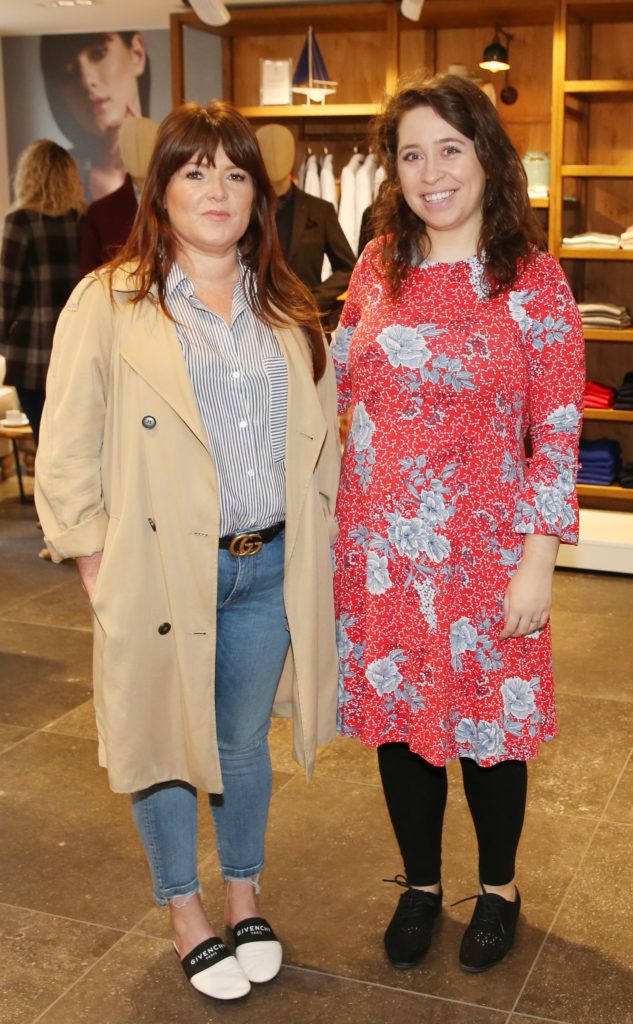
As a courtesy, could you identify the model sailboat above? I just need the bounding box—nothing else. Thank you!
[292,26,338,104]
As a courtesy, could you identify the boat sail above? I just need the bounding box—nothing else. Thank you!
[292,26,338,104]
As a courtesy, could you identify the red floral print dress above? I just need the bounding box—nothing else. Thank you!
[332,243,584,766]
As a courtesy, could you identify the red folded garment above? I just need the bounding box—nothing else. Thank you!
[585,380,617,398]
[584,397,614,409]
[581,395,610,407]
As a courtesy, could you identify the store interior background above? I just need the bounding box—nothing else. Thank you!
[1,1,632,1022]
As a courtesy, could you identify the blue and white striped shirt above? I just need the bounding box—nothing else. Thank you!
[166,262,288,536]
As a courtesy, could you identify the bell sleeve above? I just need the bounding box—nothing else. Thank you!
[511,254,585,544]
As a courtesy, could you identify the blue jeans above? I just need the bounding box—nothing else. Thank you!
[131,530,289,906]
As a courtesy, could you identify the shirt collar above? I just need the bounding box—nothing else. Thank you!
[166,256,252,320]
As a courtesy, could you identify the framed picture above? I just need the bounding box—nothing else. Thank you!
[259,58,293,105]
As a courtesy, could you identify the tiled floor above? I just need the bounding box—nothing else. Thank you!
[1,479,632,1024]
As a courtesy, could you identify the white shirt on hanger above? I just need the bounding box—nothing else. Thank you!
[320,153,337,211]
[338,151,364,255]
[354,152,376,255]
[304,154,321,198]
[373,164,386,200]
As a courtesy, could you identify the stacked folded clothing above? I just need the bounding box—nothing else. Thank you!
[613,371,633,410]
[577,438,622,486]
[578,302,632,330]
[562,232,621,248]
[584,380,616,409]
[620,227,633,250]
[619,462,633,488]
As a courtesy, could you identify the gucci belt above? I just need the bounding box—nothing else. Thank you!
[219,521,285,557]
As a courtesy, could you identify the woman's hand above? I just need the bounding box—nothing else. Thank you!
[76,551,103,602]
[500,535,560,640]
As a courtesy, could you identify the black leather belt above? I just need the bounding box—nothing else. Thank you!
[219,521,285,557]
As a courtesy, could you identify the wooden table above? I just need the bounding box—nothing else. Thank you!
[0,422,34,503]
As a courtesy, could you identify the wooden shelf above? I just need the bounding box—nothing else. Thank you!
[558,248,633,260]
[577,484,633,501]
[564,79,633,94]
[583,409,633,422]
[567,1,633,23]
[584,329,633,343]
[236,104,382,120]
[561,164,633,177]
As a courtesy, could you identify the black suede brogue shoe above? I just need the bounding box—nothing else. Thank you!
[458,887,521,973]
[383,875,442,968]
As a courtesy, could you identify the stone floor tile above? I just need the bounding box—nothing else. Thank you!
[191,772,592,1013]
[516,822,633,1024]
[269,716,303,774]
[315,732,383,786]
[0,902,120,1024]
[0,731,154,929]
[603,753,633,825]
[0,554,69,617]
[551,570,632,709]
[36,932,508,1024]
[0,620,92,728]
[6,575,92,631]
[0,722,30,752]
[526,692,633,817]
[43,699,98,741]
[553,569,633,617]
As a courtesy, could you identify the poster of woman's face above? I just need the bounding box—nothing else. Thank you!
[2,27,222,207]
[39,31,150,201]
[2,30,169,205]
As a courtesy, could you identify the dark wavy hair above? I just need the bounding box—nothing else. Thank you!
[371,72,545,298]
[109,102,325,381]
[40,32,151,153]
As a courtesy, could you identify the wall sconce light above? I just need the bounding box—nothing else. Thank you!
[479,26,512,73]
[400,0,425,22]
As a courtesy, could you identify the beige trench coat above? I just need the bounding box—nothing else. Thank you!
[35,267,341,794]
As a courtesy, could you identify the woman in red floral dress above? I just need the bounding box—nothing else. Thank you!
[332,74,584,973]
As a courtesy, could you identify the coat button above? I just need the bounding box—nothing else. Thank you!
[158,622,171,635]
[142,415,156,429]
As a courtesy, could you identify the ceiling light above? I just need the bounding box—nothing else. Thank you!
[480,27,512,73]
[400,0,425,22]
[187,0,230,26]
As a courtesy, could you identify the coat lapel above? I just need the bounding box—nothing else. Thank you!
[112,273,210,452]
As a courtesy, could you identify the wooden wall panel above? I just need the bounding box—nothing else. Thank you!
[231,31,388,107]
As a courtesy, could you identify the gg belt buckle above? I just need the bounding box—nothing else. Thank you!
[229,531,264,557]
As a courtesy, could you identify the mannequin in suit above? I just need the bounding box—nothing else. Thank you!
[256,124,355,330]
[79,116,158,276]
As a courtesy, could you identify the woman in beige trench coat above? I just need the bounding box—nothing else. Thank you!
[35,102,340,1002]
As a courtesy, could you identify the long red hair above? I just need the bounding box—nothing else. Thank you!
[108,102,325,381]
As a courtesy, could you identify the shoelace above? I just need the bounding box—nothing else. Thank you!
[383,874,440,917]
[450,891,507,937]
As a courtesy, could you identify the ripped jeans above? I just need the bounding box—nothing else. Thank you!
[131,530,289,906]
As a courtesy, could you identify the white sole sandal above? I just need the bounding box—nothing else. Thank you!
[175,938,251,1000]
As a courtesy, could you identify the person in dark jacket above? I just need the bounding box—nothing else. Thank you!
[0,139,84,445]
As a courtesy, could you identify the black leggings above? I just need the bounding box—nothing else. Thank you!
[377,742,527,887]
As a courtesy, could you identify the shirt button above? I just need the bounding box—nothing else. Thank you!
[232,371,240,379]
[247,469,255,477]
[158,622,171,635]
[142,415,156,429]
[239,420,248,429]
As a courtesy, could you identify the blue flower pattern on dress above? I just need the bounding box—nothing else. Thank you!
[333,247,584,766]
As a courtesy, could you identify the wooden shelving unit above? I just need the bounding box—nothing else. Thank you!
[168,0,633,546]
[550,0,633,525]
[583,409,633,422]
